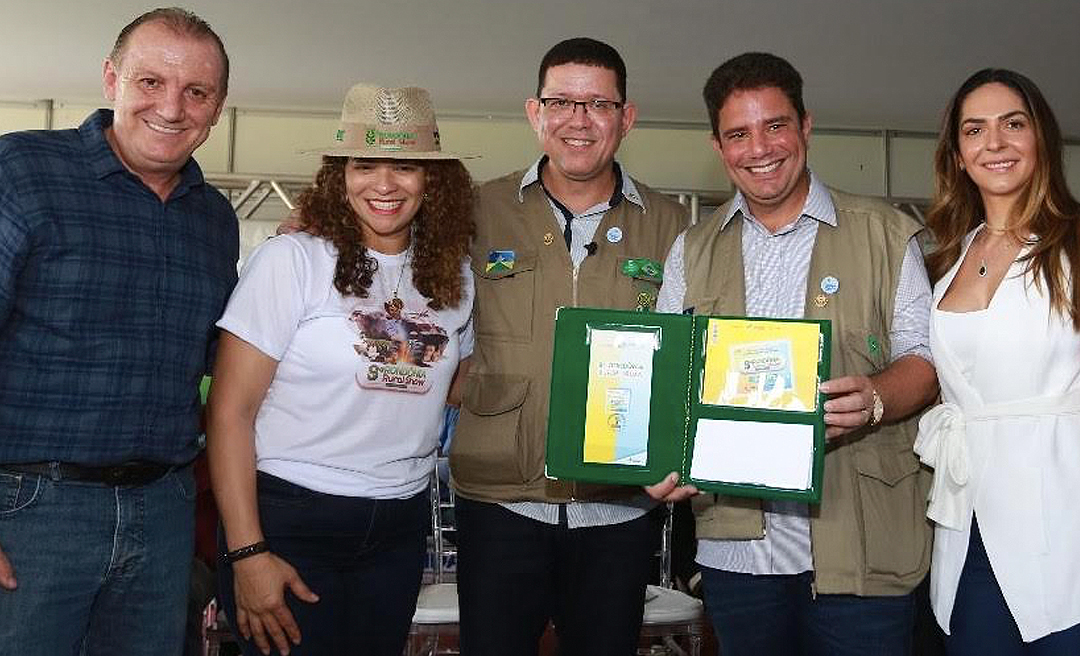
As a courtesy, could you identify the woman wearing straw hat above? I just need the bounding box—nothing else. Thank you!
[207,84,475,656]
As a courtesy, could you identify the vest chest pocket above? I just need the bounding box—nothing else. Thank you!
[472,253,537,343]
[614,256,662,312]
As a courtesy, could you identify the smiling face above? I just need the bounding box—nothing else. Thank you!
[525,63,636,192]
[957,82,1037,211]
[102,21,225,195]
[344,159,425,254]
[712,86,811,230]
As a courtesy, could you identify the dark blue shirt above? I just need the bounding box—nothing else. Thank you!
[0,110,239,465]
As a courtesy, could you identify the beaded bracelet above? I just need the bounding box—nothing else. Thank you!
[222,541,269,563]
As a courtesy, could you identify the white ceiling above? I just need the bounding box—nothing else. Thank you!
[5,0,1080,136]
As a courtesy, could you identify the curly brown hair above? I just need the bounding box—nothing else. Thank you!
[296,157,475,310]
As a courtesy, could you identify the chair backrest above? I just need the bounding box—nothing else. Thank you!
[428,455,457,583]
[659,502,674,589]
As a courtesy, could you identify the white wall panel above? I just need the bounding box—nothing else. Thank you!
[1065,144,1080,197]
[8,95,1072,202]
[889,135,936,199]
[439,116,537,183]
[231,110,335,176]
[808,133,884,196]
[0,102,49,133]
[620,127,729,192]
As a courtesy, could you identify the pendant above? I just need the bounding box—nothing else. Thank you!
[384,296,404,316]
[978,260,988,277]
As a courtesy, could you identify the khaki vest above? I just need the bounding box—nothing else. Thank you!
[683,188,933,596]
[450,170,687,503]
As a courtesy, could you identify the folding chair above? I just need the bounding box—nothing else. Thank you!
[405,457,459,655]
[638,503,705,656]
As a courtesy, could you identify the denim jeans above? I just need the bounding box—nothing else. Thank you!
[947,518,1080,655]
[0,463,196,656]
[701,567,915,656]
[217,472,428,656]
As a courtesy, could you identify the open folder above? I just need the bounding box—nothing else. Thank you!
[545,307,831,503]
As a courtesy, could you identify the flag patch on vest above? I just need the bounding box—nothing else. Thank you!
[485,250,515,272]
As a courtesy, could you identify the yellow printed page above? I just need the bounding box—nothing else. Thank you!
[582,329,655,466]
[700,319,820,411]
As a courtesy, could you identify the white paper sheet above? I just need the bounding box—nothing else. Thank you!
[689,418,814,490]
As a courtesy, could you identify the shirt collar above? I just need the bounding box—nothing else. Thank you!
[79,109,207,197]
[518,156,645,211]
[720,171,836,231]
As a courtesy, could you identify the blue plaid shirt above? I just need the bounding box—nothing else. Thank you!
[0,110,238,465]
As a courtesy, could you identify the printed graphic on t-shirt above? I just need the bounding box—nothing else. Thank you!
[350,304,450,393]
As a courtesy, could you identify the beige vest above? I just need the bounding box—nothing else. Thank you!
[450,169,687,503]
[683,188,933,596]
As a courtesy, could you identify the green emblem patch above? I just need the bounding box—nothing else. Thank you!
[867,334,880,354]
[334,129,345,142]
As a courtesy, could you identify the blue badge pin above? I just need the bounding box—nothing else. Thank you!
[606,226,623,243]
[820,275,840,295]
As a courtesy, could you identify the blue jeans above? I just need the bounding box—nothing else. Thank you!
[701,568,914,656]
[0,463,196,656]
[217,472,428,656]
[947,518,1080,655]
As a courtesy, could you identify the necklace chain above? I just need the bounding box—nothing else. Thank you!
[384,248,411,315]
[976,225,1017,278]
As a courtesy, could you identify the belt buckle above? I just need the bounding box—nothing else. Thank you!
[104,465,129,486]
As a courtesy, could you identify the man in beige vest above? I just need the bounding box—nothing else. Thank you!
[449,38,688,655]
[648,52,938,655]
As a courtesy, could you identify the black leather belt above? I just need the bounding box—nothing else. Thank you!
[1,461,173,486]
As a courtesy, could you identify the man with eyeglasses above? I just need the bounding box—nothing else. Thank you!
[449,37,688,655]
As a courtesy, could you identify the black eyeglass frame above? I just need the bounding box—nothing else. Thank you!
[537,97,625,114]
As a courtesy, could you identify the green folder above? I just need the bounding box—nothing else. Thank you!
[545,307,831,503]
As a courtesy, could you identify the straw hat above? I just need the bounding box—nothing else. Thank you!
[306,83,477,159]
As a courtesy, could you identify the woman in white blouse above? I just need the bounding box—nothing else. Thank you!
[917,68,1080,654]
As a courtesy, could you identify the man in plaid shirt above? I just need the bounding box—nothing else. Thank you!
[0,9,237,655]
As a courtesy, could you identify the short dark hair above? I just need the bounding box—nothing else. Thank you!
[537,37,627,102]
[703,52,806,139]
[110,7,229,95]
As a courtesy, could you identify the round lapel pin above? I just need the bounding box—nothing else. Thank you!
[543,232,554,246]
[606,226,623,244]
[813,293,829,308]
[820,275,839,295]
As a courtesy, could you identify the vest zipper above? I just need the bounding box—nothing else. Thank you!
[572,265,580,307]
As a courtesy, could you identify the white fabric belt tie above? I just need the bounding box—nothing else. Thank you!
[914,392,1080,531]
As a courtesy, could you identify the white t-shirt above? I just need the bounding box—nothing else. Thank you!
[217,233,474,499]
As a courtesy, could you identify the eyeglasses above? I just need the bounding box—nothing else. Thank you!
[538,97,624,116]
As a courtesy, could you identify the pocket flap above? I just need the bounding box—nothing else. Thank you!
[463,373,530,416]
[854,444,921,486]
[473,252,537,280]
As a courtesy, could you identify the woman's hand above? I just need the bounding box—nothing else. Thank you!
[232,552,319,656]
